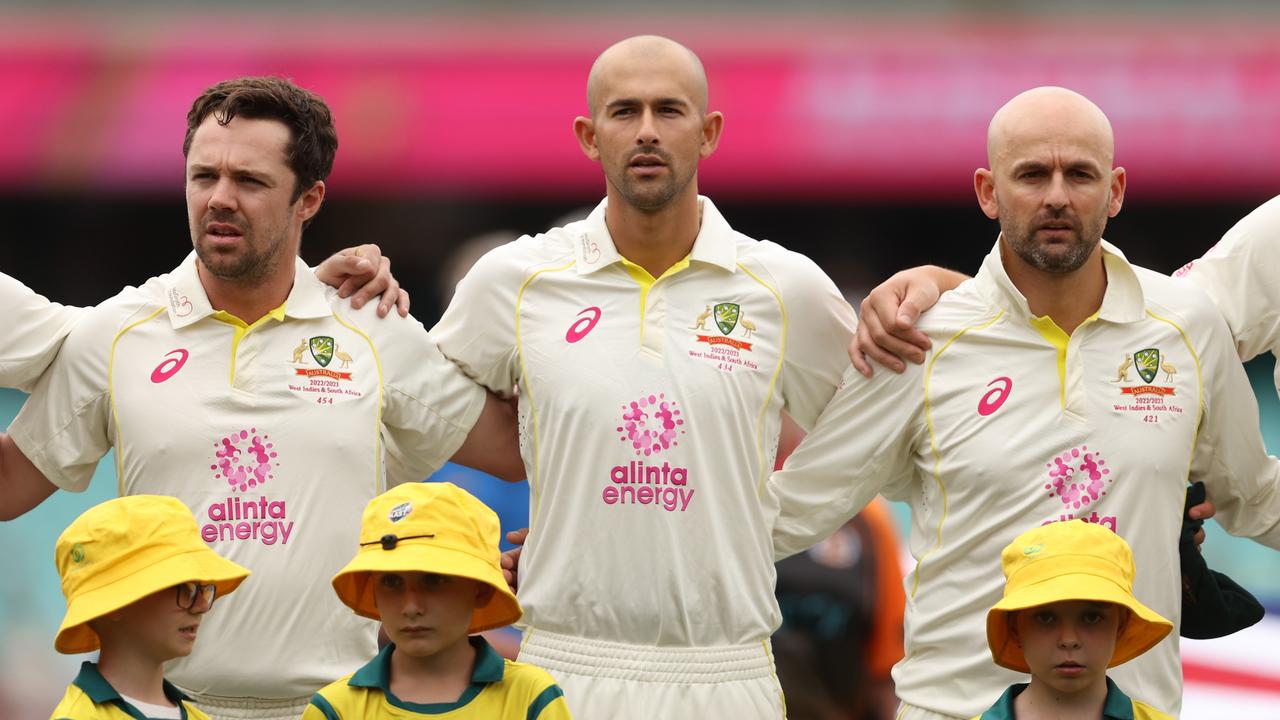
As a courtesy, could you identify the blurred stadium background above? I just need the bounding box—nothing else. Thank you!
[4,1,1280,716]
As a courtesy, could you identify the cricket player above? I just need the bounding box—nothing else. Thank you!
[0,77,522,720]
[431,36,855,718]
[767,87,1280,718]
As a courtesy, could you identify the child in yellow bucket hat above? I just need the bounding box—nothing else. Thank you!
[971,521,1174,720]
[303,482,571,719]
[50,495,250,720]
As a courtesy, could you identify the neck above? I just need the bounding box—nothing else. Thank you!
[95,646,173,707]
[1001,241,1107,335]
[1014,677,1109,720]
[388,637,477,704]
[604,184,702,278]
[196,256,296,324]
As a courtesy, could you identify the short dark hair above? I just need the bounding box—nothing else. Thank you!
[183,77,338,203]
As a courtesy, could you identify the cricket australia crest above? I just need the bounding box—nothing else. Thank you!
[714,303,740,335]
[309,336,335,367]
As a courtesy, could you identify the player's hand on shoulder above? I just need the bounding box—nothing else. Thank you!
[850,265,966,377]
[315,244,411,318]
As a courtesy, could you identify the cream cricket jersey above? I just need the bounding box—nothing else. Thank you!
[432,196,855,646]
[10,253,484,699]
[0,271,82,391]
[769,239,1280,718]
[1176,193,1280,396]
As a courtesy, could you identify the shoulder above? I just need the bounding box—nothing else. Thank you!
[305,673,361,718]
[736,239,836,288]
[498,658,566,703]
[472,228,578,282]
[1134,264,1227,331]
[917,278,1002,341]
[1131,699,1174,720]
[48,682,100,720]
[57,276,169,359]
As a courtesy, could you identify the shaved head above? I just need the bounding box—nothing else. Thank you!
[987,86,1115,170]
[975,86,1125,276]
[586,35,709,117]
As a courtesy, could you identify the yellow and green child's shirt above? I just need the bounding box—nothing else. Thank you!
[51,662,210,720]
[304,637,571,719]
[972,677,1172,720]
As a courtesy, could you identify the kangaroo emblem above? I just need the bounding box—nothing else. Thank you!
[691,305,712,330]
[1114,355,1132,383]
[291,339,307,364]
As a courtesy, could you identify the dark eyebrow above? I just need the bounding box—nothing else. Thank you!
[604,97,692,112]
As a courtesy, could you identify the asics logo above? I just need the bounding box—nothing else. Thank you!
[150,349,190,383]
[566,306,602,343]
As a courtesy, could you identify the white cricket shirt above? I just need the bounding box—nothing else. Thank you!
[0,272,82,391]
[432,197,856,647]
[1177,193,1280,395]
[9,253,484,698]
[769,239,1280,717]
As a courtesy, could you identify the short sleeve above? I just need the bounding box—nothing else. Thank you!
[0,272,83,392]
[431,241,528,396]
[344,305,486,487]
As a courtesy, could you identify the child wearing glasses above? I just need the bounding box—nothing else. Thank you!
[50,495,250,720]
[972,521,1174,720]
[304,482,570,719]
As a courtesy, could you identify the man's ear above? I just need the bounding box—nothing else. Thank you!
[1108,166,1126,218]
[975,169,999,220]
[574,116,600,161]
[699,111,724,158]
[296,181,326,223]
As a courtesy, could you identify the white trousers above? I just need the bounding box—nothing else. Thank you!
[519,628,787,720]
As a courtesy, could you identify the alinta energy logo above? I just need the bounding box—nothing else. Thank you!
[605,393,694,512]
[203,427,294,546]
[1041,445,1117,532]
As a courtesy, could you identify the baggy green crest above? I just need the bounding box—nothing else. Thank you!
[1133,348,1160,384]
[310,336,335,367]
[714,303,740,335]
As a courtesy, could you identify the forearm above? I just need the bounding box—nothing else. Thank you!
[0,432,57,521]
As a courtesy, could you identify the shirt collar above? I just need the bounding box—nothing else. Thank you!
[349,636,506,711]
[976,235,1147,325]
[978,678,1135,720]
[161,252,333,329]
[572,195,738,275]
[71,661,191,720]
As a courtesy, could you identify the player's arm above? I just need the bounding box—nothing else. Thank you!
[0,433,57,520]
[1187,297,1280,548]
[0,272,84,391]
[449,392,523,482]
[313,243,411,318]
[768,363,923,561]
[850,265,968,377]
[1178,199,1280,366]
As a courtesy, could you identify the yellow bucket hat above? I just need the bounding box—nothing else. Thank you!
[987,520,1172,673]
[331,482,521,633]
[55,495,250,654]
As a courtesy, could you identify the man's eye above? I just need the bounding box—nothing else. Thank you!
[379,574,403,590]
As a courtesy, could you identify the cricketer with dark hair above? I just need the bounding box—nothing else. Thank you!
[0,76,523,720]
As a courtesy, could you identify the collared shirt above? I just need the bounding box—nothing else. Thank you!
[0,271,82,391]
[769,238,1280,717]
[302,637,570,719]
[971,677,1172,720]
[431,196,856,646]
[11,253,485,698]
[50,662,209,720]
[1177,193,1280,396]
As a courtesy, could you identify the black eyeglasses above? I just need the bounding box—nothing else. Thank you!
[176,582,218,610]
